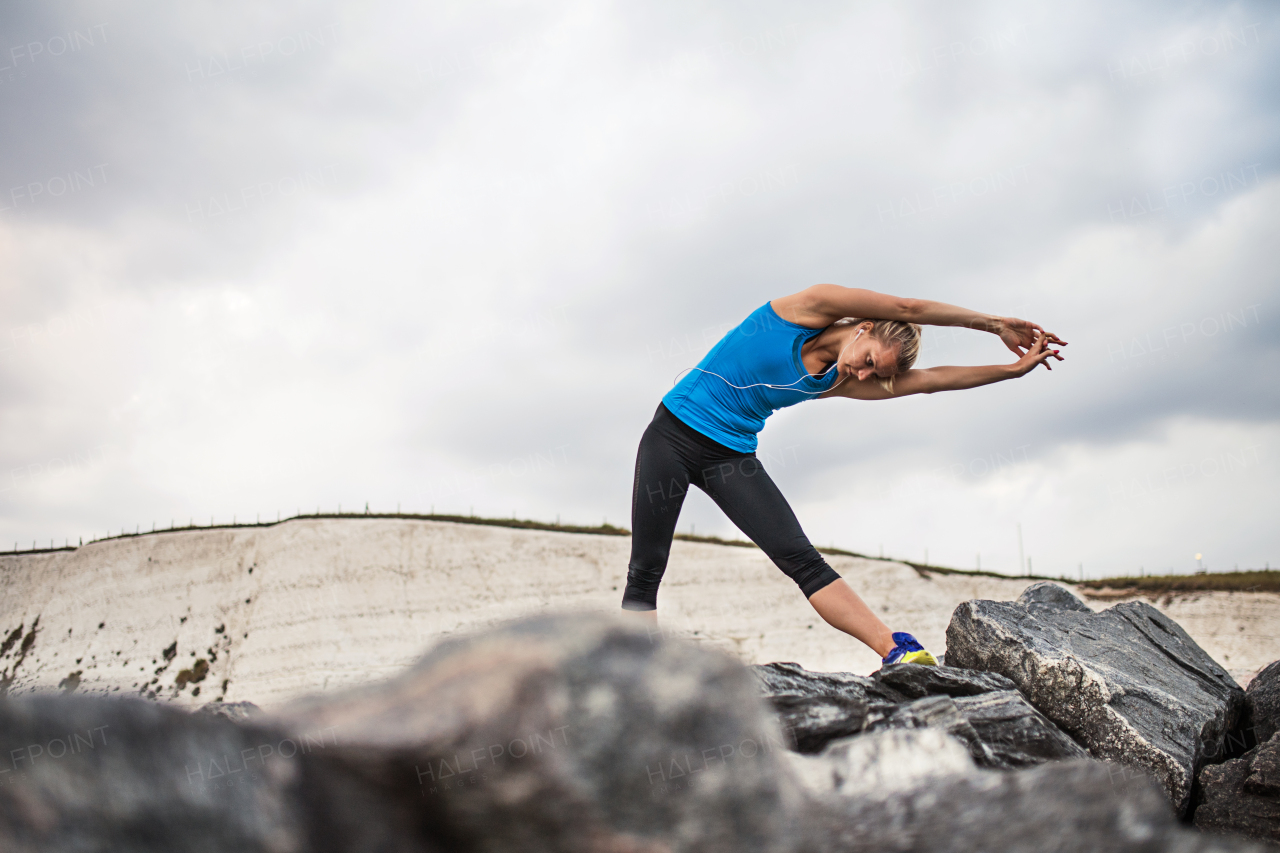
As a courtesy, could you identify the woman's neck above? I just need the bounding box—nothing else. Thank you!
[800,324,855,375]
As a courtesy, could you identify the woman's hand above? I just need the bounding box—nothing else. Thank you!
[1013,332,1065,375]
[998,317,1067,357]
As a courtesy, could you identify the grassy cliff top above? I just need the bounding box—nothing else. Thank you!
[1079,570,1280,595]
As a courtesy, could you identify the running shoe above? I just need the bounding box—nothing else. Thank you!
[882,631,939,666]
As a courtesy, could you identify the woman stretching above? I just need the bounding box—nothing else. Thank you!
[622,284,1065,666]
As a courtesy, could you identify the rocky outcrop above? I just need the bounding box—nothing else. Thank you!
[945,581,1245,814]
[0,612,1267,853]
[793,727,1264,853]
[1245,661,1280,744]
[817,756,1262,853]
[0,691,383,853]
[751,660,1086,768]
[276,613,805,853]
[1194,733,1280,843]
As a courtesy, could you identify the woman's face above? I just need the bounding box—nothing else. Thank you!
[839,326,900,382]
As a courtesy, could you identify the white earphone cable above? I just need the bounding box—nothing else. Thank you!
[672,329,861,396]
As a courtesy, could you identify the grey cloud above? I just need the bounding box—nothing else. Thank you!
[1,0,1277,574]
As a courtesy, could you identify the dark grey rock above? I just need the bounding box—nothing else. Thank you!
[873,662,1017,699]
[768,693,869,754]
[279,613,806,853]
[195,700,262,722]
[0,692,420,853]
[814,757,1266,853]
[863,694,994,765]
[946,596,1244,814]
[1246,660,1280,744]
[1245,734,1280,797]
[749,661,907,755]
[861,690,1088,770]
[3,611,1260,853]
[1018,581,1092,613]
[750,661,908,704]
[1193,734,1280,844]
[954,691,1091,768]
[785,728,977,800]
[756,663,1083,763]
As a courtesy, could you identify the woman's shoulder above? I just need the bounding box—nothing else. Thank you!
[767,291,836,330]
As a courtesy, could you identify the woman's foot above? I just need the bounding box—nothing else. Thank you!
[881,631,939,666]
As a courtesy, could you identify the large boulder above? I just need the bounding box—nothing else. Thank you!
[817,759,1266,853]
[1245,660,1280,744]
[945,581,1244,814]
[0,611,1267,853]
[794,729,1265,853]
[0,691,413,852]
[276,613,807,853]
[751,660,1085,768]
[1193,733,1280,843]
[0,614,807,853]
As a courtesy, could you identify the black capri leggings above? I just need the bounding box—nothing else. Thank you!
[622,403,842,611]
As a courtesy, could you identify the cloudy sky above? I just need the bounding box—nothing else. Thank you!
[2,1,1277,580]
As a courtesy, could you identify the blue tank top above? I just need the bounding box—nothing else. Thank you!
[662,302,839,452]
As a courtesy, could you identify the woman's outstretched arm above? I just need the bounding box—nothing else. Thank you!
[772,284,1067,356]
[820,333,1063,401]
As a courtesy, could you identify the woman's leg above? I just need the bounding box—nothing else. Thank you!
[806,580,895,658]
[621,408,697,612]
[697,454,895,657]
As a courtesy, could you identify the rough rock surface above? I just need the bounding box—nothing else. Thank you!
[0,692,412,853]
[276,613,806,853]
[768,694,870,753]
[1245,660,1280,744]
[1019,580,1093,613]
[872,662,1018,699]
[750,661,906,753]
[0,611,1266,853]
[1194,733,1280,843]
[946,582,1244,814]
[954,691,1091,768]
[815,757,1264,853]
[750,661,908,704]
[752,660,1085,768]
[791,726,1265,852]
[862,691,1089,769]
[195,700,263,722]
[785,728,975,799]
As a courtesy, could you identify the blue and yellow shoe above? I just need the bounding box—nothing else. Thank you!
[882,631,939,666]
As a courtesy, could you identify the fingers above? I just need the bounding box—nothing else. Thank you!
[1041,330,1068,346]
[1020,320,1067,347]
[1036,338,1066,372]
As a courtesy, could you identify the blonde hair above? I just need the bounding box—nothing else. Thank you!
[839,317,922,392]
